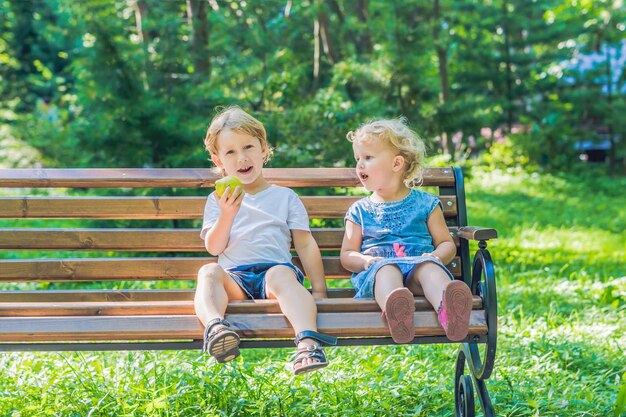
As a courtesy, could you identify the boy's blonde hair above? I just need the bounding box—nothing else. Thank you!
[204,106,273,163]
[347,117,426,186]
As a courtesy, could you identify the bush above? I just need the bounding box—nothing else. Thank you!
[477,136,533,171]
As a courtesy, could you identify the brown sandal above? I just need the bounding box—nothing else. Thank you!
[291,331,337,375]
[203,318,240,363]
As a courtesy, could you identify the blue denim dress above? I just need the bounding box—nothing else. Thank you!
[345,189,454,298]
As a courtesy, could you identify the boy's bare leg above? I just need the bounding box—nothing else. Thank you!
[264,265,320,368]
[194,263,247,326]
[194,263,246,360]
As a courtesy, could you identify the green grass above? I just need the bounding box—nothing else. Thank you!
[1,168,625,416]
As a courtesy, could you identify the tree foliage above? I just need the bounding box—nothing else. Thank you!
[0,0,624,170]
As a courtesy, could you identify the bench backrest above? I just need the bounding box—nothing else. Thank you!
[0,167,469,285]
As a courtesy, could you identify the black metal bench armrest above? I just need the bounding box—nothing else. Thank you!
[457,226,497,241]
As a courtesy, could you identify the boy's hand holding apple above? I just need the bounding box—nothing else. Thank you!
[215,175,244,198]
[215,175,245,217]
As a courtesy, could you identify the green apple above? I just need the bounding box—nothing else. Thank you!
[215,175,243,198]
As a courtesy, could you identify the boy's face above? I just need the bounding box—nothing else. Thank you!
[211,129,267,185]
[352,138,405,192]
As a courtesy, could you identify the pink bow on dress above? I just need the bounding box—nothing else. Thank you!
[393,243,407,257]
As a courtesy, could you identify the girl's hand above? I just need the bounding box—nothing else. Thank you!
[422,252,442,263]
[215,186,244,218]
[363,256,383,270]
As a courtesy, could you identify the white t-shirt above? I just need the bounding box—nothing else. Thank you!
[200,185,310,269]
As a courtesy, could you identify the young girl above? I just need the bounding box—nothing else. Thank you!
[340,118,473,343]
[194,106,336,374]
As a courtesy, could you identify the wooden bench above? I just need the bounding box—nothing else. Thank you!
[0,166,497,416]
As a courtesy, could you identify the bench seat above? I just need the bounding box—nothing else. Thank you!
[0,287,487,345]
[0,311,488,343]
[0,167,495,350]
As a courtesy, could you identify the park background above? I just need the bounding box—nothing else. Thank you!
[0,0,625,416]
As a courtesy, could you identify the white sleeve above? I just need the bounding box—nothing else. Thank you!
[200,192,220,240]
[287,190,310,231]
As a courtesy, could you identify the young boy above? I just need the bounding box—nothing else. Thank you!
[194,106,336,375]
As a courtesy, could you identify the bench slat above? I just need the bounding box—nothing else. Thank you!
[0,310,486,342]
[0,196,339,219]
[0,167,455,188]
[0,228,344,251]
[0,257,462,281]
[0,289,198,302]
[0,227,460,251]
[0,296,483,316]
[0,196,457,219]
[0,288,357,302]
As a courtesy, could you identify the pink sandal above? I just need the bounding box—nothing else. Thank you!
[437,280,473,341]
[383,288,415,344]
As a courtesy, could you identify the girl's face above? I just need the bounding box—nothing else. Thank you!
[211,129,267,186]
[352,138,405,193]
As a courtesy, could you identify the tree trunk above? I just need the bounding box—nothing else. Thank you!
[327,0,345,24]
[503,0,513,133]
[318,7,339,65]
[134,0,149,43]
[605,43,617,168]
[9,0,38,110]
[187,0,210,78]
[433,0,454,158]
[134,0,150,91]
[284,0,293,17]
[312,16,320,93]
[354,0,373,55]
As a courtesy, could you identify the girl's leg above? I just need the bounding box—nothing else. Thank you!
[374,265,415,344]
[264,265,321,371]
[409,261,472,341]
[373,264,404,308]
[407,262,448,309]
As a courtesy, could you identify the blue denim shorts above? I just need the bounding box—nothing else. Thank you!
[351,256,454,298]
[226,262,305,299]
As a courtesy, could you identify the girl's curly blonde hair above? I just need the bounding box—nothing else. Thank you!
[346,117,426,186]
[204,105,273,163]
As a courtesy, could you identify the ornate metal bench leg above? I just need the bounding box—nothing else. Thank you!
[465,243,498,379]
[456,348,495,417]
[454,241,498,416]
[455,349,475,417]
[472,373,495,417]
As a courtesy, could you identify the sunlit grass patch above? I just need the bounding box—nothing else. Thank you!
[513,227,621,253]
[1,168,625,416]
